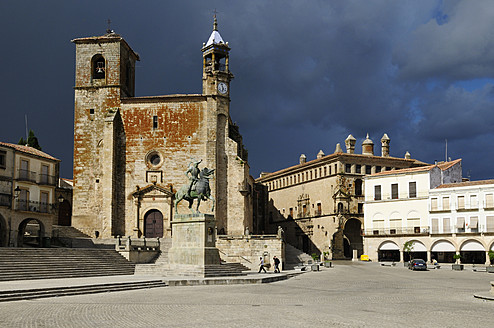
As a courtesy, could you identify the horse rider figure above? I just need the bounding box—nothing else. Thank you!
[185,158,202,197]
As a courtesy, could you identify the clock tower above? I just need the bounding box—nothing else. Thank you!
[202,16,234,96]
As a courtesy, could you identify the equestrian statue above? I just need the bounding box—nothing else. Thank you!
[174,158,215,214]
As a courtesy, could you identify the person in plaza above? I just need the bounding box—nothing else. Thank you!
[273,256,280,273]
[432,258,438,266]
[258,256,267,273]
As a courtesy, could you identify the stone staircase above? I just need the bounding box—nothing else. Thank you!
[0,280,168,303]
[135,239,249,277]
[0,248,136,281]
[51,225,115,249]
[284,243,313,269]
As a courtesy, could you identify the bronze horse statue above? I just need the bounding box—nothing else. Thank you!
[174,167,215,214]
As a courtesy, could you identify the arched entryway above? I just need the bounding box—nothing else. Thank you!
[58,199,72,226]
[343,218,363,259]
[403,240,427,262]
[378,241,400,262]
[460,240,486,264]
[431,240,455,263]
[18,218,44,247]
[144,209,163,238]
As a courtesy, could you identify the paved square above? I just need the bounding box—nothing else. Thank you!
[0,262,492,327]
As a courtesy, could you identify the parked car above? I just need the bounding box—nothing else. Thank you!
[408,259,427,271]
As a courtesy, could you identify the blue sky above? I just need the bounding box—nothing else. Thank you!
[1,1,494,181]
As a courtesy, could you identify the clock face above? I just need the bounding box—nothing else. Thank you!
[217,82,228,94]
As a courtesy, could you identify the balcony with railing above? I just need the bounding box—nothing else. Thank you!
[17,169,37,183]
[15,199,55,214]
[364,226,430,237]
[39,174,57,186]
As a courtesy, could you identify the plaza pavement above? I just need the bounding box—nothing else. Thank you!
[0,261,492,327]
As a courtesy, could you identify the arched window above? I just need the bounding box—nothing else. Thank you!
[92,55,106,79]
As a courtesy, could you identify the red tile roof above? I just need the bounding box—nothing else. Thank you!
[370,158,461,177]
[435,179,494,189]
[0,142,60,161]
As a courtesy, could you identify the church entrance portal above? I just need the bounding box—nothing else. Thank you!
[144,210,163,238]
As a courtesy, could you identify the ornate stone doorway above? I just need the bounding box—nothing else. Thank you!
[144,210,163,238]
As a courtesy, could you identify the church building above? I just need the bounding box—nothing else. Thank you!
[71,18,252,239]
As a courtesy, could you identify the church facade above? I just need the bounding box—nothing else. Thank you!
[71,19,252,239]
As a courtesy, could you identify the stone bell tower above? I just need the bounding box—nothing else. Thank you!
[201,15,234,96]
[71,30,139,238]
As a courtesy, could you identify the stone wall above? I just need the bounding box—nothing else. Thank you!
[216,234,284,271]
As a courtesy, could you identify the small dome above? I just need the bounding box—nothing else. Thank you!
[362,133,374,145]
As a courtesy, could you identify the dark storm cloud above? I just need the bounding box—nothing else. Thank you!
[1,1,494,180]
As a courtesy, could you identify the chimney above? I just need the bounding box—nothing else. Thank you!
[381,133,390,157]
[404,151,411,160]
[317,150,325,159]
[362,133,374,156]
[299,154,307,164]
[345,134,356,154]
[334,143,343,153]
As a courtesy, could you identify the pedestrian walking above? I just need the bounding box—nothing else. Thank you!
[273,256,280,273]
[258,256,267,273]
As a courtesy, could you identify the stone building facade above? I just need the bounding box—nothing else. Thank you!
[71,19,252,240]
[255,134,427,259]
[0,142,60,247]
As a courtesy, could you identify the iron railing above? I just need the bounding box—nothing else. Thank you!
[39,174,57,186]
[15,199,55,214]
[364,227,430,236]
[17,169,37,183]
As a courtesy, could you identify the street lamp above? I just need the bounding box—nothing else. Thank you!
[13,186,21,199]
[58,194,64,203]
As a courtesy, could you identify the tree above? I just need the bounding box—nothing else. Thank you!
[18,129,42,150]
[403,241,413,262]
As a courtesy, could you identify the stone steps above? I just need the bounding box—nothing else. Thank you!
[0,248,136,281]
[0,280,168,302]
[284,243,313,268]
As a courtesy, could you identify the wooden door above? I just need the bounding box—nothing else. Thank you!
[144,210,163,238]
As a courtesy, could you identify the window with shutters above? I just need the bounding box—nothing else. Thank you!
[457,196,465,210]
[486,216,494,232]
[431,218,439,233]
[470,195,478,209]
[485,194,494,208]
[442,197,450,211]
[443,218,451,233]
[391,184,398,199]
[456,217,465,232]
[374,185,381,201]
[409,182,416,198]
[431,198,438,211]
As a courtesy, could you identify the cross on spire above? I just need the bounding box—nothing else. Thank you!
[106,18,113,34]
[213,9,218,31]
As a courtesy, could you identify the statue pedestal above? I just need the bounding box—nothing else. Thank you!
[167,213,220,276]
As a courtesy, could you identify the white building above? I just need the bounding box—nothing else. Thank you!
[428,180,494,263]
[363,159,463,262]
[0,142,60,247]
